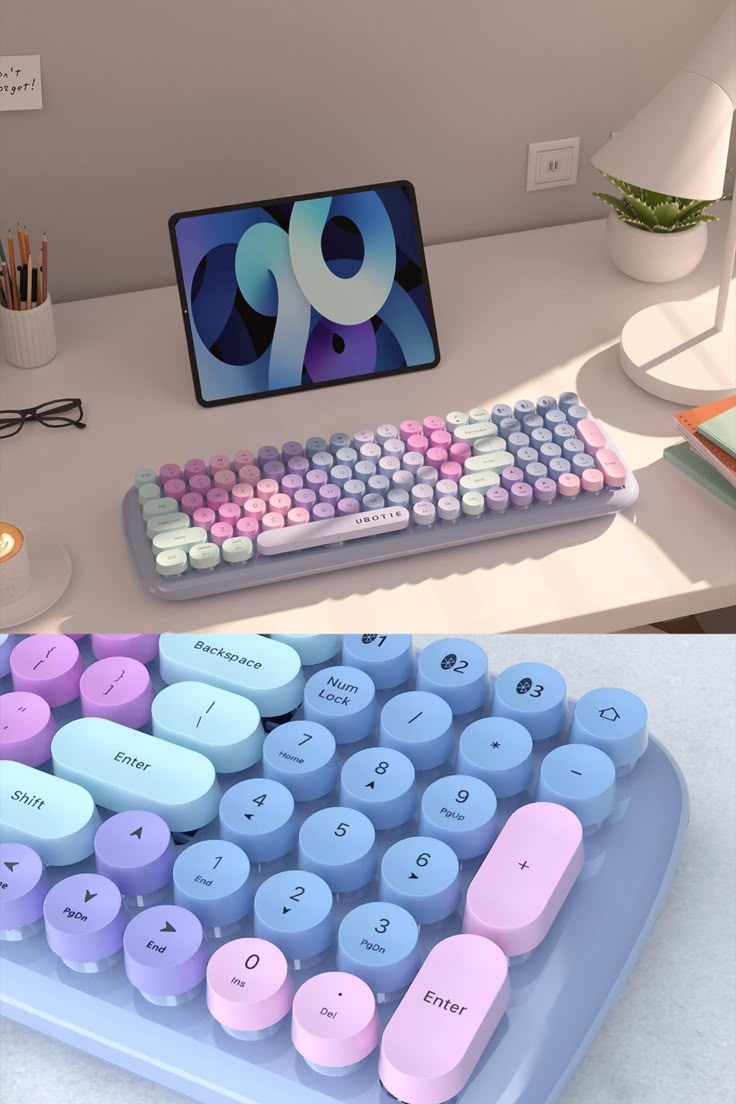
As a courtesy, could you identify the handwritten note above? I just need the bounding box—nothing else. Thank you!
[0,55,43,111]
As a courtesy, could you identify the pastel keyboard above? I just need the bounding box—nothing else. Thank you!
[121,392,639,599]
[0,633,687,1104]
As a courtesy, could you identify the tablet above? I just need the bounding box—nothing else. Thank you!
[169,180,440,407]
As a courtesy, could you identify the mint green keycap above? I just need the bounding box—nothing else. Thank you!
[138,483,162,506]
[453,422,498,443]
[0,760,101,866]
[445,411,467,427]
[473,436,507,455]
[143,497,178,521]
[152,681,264,773]
[159,634,304,717]
[52,718,220,832]
[459,471,501,495]
[189,543,221,570]
[468,407,490,423]
[152,527,207,554]
[147,513,190,539]
[134,468,158,488]
[156,549,188,577]
[222,536,253,564]
[464,451,514,474]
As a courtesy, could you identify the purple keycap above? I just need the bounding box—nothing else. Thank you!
[10,635,83,707]
[43,873,126,969]
[0,691,57,766]
[0,843,49,937]
[91,634,160,664]
[281,474,303,497]
[294,489,317,511]
[123,904,206,1000]
[486,487,510,513]
[312,503,335,520]
[160,463,181,482]
[80,657,154,728]
[184,458,207,479]
[306,469,328,490]
[288,456,310,478]
[189,473,212,494]
[534,477,558,503]
[282,441,304,460]
[263,461,286,480]
[94,810,175,899]
[319,483,341,505]
[510,482,533,508]
[181,492,204,516]
[337,497,360,515]
[500,465,524,491]
[258,445,280,466]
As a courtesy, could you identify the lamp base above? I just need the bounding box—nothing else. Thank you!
[619,299,735,405]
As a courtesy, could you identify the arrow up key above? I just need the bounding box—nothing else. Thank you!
[94,810,176,907]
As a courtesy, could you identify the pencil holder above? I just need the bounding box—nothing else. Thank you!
[0,295,57,368]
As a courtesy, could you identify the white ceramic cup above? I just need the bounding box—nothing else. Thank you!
[0,295,57,368]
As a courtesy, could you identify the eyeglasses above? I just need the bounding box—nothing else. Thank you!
[0,398,86,439]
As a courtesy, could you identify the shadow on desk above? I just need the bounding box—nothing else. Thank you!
[576,345,678,438]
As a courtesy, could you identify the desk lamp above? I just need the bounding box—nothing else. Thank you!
[592,0,736,404]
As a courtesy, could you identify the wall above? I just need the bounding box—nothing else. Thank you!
[1,0,732,302]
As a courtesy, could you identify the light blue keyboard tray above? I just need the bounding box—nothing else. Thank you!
[0,647,687,1104]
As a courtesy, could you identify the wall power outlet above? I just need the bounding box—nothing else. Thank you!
[526,137,580,191]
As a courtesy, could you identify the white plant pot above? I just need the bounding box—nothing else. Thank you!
[606,213,707,283]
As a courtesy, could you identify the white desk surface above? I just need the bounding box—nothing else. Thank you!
[1,217,735,634]
[1,634,734,1104]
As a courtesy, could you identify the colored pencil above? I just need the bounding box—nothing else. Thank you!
[41,233,47,303]
[37,251,42,306]
[6,233,19,309]
[24,227,31,265]
[2,262,11,310]
[26,261,32,310]
[0,238,5,265]
[16,223,26,266]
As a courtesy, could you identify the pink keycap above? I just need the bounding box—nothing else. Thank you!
[268,493,291,517]
[244,498,267,521]
[233,450,256,469]
[406,434,429,455]
[430,429,452,450]
[207,488,229,510]
[193,507,216,531]
[188,473,212,495]
[91,635,160,663]
[379,934,509,1104]
[238,465,261,486]
[256,479,279,503]
[181,492,204,517]
[291,971,379,1071]
[440,461,463,482]
[163,478,186,502]
[159,463,181,482]
[231,483,254,508]
[463,801,583,956]
[576,418,606,456]
[219,502,241,526]
[287,508,310,526]
[214,469,236,491]
[184,458,206,479]
[261,512,284,532]
[236,517,260,539]
[80,657,154,729]
[595,448,627,487]
[210,522,234,546]
[207,938,293,1036]
[581,468,604,494]
[423,415,445,436]
[10,635,83,706]
[450,442,472,463]
[400,419,421,442]
[208,453,231,474]
[0,691,58,766]
[558,472,580,498]
[425,447,448,470]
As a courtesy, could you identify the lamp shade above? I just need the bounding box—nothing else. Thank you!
[592,1,736,200]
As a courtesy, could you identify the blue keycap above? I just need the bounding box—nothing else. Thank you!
[530,428,553,448]
[0,634,15,678]
[544,409,567,432]
[566,404,589,427]
[539,442,562,462]
[339,747,416,829]
[0,761,101,866]
[303,665,377,744]
[514,399,536,422]
[524,461,547,484]
[343,479,366,502]
[548,457,571,481]
[491,403,513,426]
[553,423,576,444]
[158,634,304,717]
[569,688,648,771]
[219,779,296,863]
[562,438,585,459]
[379,836,460,924]
[379,691,453,769]
[498,417,521,439]
[416,638,490,714]
[330,432,352,451]
[173,840,252,931]
[572,452,595,473]
[298,807,376,893]
[515,447,538,471]
[457,717,534,797]
[363,493,385,510]
[253,869,334,964]
[341,635,414,690]
[522,414,544,432]
[262,721,337,801]
[536,395,557,414]
[306,436,327,457]
[151,681,264,773]
[336,447,359,469]
[491,662,567,741]
[507,432,530,456]
[354,460,376,481]
[418,775,497,859]
[337,902,419,997]
[268,634,341,665]
[558,391,579,414]
[330,465,352,488]
[536,743,616,828]
[388,489,410,508]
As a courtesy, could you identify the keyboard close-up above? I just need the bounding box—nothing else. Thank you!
[0,633,687,1104]
[121,393,639,600]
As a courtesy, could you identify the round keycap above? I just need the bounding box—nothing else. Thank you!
[173,839,252,932]
[491,662,568,741]
[298,807,376,893]
[337,902,419,998]
[536,743,616,828]
[379,691,454,770]
[90,635,160,664]
[219,779,296,864]
[0,691,57,766]
[138,483,161,505]
[10,635,83,706]
[291,971,379,1074]
[339,747,416,829]
[79,657,154,729]
[44,873,126,971]
[457,717,534,797]
[269,634,341,665]
[419,774,497,859]
[569,688,648,772]
[263,721,338,801]
[94,810,175,900]
[0,634,16,677]
[207,937,293,1039]
[341,634,414,689]
[379,836,460,924]
[124,904,206,1003]
[438,495,460,521]
[222,536,254,563]
[416,638,490,714]
[303,665,377,744]
[254,870,334,965]
[0,842,49,940]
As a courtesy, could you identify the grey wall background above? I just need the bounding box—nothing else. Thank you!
[2,0,734,303]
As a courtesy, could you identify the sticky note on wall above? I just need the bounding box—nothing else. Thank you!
[0,55,43,111]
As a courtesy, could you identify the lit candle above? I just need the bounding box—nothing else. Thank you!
[0,523,31,605]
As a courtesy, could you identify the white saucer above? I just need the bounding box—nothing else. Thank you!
[0,535,72,629]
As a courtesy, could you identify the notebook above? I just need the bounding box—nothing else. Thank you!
[699,406,736,458]
[674,396,736,490]
[664,442,736,510]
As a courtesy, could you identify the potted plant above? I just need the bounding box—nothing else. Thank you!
[593,172,730,282]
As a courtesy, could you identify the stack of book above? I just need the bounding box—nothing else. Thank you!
[664,396,736,509]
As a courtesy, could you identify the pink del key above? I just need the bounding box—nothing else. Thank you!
[595,448,627,487]
[10,635,83,706]
[291,970,379,1074]
[91,635,160,663]
[463,801,583,956]
[575,418,607,455]
[582,468,604,494]
[207,937,293,1040]
[0,692,58,766]
[80,657,155,729]
[379,933,509,1104]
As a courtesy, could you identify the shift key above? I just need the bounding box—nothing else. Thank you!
[52,718,221,832]
[0,760,101,866]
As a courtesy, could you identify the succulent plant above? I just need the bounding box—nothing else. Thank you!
[593,171,731,232]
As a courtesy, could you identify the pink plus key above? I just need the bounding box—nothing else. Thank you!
[0,691,58,766]
[576,418,606,455]
[91,635,160,663]
[80,657,154,729]
[10,635,83,706]
[207,937,293,1040]
[291,971,379,1074]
